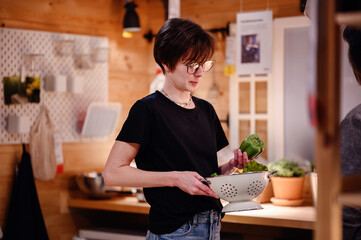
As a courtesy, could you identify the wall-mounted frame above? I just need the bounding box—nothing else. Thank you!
[236,10,273,75]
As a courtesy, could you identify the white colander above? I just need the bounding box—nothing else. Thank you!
[206,171,276,212]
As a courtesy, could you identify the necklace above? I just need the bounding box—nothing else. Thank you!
[161,89,193,108]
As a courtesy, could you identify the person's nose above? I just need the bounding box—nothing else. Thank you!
[194,66,204,77]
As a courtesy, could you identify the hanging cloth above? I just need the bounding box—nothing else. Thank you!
[4,144,49,240]
[30,106,57,180]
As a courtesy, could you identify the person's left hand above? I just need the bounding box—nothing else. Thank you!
[229,149,249,169]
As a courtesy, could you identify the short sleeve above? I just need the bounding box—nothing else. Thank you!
[209,104,229,151]
[116,101,149,146]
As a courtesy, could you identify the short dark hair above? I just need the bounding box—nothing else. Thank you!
[343,26,361,85]
[154,18,215,73]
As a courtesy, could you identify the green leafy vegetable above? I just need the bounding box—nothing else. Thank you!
[210,172,218,177]
[267,158,305,177]
[243,160,268,172]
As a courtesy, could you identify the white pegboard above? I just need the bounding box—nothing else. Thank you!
[0,28,109,144]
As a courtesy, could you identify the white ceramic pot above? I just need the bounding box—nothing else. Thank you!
[310,172,318,206]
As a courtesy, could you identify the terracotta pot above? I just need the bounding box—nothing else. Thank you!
[271,177,305,200]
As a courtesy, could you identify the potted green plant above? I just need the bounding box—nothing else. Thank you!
[267,158,305,205]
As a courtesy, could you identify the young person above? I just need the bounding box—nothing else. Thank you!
[103,18,249,239]
[341,26,361,240]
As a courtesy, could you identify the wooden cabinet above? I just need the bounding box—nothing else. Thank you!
[315,1,361,240]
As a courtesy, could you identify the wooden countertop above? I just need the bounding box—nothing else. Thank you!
[68,194,315,230]
[224,204,315,230]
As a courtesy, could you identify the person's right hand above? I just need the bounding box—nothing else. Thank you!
[173,171,218,198]
[230,148,249,169]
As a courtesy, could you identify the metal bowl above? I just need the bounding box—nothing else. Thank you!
[75,172,122,199]
[206,171,276,212]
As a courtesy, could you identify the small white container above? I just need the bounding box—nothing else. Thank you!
[7,115,30,133]
[54,40,75,57]
[67,76,83,93]
[91,48,109,63]
[310,172,318,206]
[81,102,121,137]
[44,74,67,92]
[74,54,94,69]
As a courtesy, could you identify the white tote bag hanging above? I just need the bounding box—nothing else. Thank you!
[29,106,57,180]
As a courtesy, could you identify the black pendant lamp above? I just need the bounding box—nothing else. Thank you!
[123,1,140,32]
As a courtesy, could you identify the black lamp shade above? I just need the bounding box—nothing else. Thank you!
[123,2,140,32]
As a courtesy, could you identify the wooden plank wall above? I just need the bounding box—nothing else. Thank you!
[0,0,301,239]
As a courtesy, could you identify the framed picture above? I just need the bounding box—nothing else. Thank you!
[2,76,41,105]
[236,10,273,75]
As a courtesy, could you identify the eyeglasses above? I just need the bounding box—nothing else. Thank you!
[186,60,215,74]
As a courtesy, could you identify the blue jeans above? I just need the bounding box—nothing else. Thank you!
[145,210,221,240]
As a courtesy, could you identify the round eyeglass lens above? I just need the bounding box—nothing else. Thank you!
[188,63,199,74]
[203,60,215,72]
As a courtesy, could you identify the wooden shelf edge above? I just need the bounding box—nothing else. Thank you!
[336,11,361,27]
[342,174,361,192]
[68,196,150,215]
[337,192,361,207]
[222,214,314,230]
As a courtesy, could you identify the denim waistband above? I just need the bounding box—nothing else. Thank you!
[191,209,221,226]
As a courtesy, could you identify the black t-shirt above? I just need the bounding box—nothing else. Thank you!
[340,103,361,232]
[116,90,229,234]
